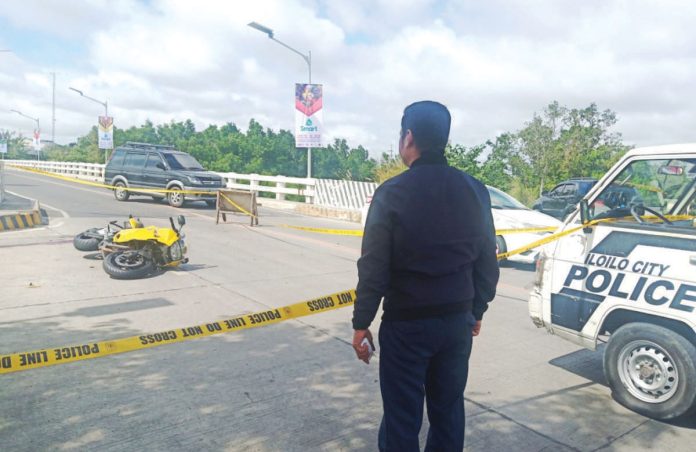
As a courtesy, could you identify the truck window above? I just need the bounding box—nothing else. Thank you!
[145,153,164,170]
[589,158,696,225]
[123,152,147,169]
[109,149,126,167]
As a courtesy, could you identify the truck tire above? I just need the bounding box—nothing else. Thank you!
[604,322,696,420]
[73,229,101,251]
[103,251,156,279]
[167,187,184,207]
[114,181,130,201]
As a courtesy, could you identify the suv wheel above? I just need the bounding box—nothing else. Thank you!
[167,187,184,208]
[114,181,130,202]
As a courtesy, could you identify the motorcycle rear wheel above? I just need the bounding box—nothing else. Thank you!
[103,251,156,279]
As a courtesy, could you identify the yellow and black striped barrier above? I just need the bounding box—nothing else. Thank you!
[0,210,42,231]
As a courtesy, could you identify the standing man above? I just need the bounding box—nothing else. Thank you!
[352,101,499,451]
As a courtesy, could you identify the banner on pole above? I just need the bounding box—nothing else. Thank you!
[0,140,7,154]
[294,84,323,148]
[32,130,41,151]
[98,116,114,149]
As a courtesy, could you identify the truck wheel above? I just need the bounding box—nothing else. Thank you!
[604,322,696,420]
[103,251,156,279]
[167,187,184,207]
[495,235,507,264]
[114,182,130,201]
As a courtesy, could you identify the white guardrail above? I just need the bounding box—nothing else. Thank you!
[4,160,377,209]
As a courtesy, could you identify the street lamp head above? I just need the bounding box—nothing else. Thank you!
[69,87,84,96]
[248,21,274,38]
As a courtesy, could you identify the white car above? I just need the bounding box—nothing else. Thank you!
[488,186,562,264]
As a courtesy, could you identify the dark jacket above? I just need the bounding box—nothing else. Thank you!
[352,153,499,330]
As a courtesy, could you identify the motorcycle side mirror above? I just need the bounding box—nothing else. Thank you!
[178,215,186,227]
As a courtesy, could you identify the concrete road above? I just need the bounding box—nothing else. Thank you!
[1,168,695,451]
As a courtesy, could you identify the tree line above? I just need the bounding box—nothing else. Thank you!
[2,101,630,205]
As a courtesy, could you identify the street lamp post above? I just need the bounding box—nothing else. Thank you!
[248,21,314,179]
[69,87,110,163]
[10,109,41,161]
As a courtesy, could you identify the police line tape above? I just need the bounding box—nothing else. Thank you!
[11,164,556,234]
[0,289,357,375]
[219,191,257,218]
[278,224,558,237]
[9,164,216,196]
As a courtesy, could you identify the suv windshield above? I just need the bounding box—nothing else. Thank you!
[488,186,528,210]
[163,153,204,170]
[589,158,696,222]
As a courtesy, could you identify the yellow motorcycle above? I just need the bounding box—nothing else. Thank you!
[101,215,188,279]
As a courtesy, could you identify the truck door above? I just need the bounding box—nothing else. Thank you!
[122,151,147,189]
[545,156,696,345]
[142,153,168,190]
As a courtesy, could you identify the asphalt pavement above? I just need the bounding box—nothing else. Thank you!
[1,168,695,451]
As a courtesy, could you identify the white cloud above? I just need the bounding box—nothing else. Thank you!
[2,0,696,156]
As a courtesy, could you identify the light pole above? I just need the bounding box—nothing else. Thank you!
[248,21,314,178]
[10,109,41,161]
[69,87,110,162]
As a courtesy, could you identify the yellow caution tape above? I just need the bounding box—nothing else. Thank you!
[494,226,558,235]
[279,224,557,237]
[495,213,695,260]
[9,164,217,196]
[279,224,364,236]
[220,192,257,218]
[0,289,356,375]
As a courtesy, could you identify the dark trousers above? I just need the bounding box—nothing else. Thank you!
[378,311,475,452]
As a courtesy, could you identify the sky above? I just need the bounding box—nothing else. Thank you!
[1,0,696,156]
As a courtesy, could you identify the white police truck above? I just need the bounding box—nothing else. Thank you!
[530,144,696,420]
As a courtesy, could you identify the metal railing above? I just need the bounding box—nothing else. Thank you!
[4,160,316,203]
[0,161,5,204]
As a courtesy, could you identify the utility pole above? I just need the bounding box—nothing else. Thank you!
[51,72,56,145]
[248,21,314,179]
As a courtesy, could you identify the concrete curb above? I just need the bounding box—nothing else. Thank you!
[0,199,43,232]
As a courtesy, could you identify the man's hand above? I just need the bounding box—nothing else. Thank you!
[472,321,482,337]
[352,329,375,364]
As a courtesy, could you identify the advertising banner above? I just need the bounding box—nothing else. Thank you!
[98,116,114,149]
[32,130,41,151]
[294,84,323,148]
[0,140,7,154]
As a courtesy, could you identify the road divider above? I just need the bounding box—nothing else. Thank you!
[0,289,357,375]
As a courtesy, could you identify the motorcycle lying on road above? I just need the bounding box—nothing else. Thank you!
[73,216,144,252]
[100,215,188,279]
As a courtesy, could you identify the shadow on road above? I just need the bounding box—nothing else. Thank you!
[0,313,381,451]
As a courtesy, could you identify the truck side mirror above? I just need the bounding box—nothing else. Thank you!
[580,199,592,233]
[156,162,167,170]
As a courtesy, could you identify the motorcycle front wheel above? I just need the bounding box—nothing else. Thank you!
[74,229,102,252]
[103,251,156,279]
